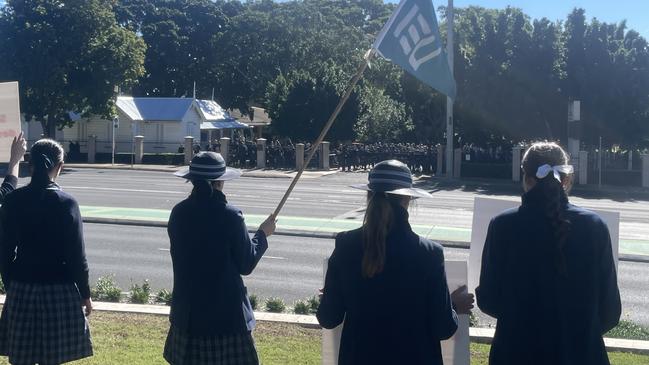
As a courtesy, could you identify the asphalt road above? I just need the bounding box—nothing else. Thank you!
[10,168,649,326]
[52,168,649,243]
[84,222,649,327]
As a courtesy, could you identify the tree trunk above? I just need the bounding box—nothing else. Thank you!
[43,115,57,138]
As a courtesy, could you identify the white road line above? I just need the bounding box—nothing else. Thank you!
[66,186,185,194]
[263,256,287,260]
[158,248,170,251]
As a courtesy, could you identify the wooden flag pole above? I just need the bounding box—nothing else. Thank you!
[273,49,375,217]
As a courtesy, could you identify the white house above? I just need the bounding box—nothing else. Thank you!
[22,97,251,154]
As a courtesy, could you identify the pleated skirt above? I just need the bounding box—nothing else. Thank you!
[0,281,93,364]
[164,325,259,365]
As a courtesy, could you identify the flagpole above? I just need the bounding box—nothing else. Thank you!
[445,0,455,179]
[273,50,375,217]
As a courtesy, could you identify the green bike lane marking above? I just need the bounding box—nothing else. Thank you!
[79,206,649,256]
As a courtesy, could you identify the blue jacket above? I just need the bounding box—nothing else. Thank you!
[317,206,458,365]
[167,190,267,335]
[476,187,621,365]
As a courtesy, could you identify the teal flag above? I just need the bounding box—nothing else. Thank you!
[373,0,456,99]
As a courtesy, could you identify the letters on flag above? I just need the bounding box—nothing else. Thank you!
[373,0,456,99]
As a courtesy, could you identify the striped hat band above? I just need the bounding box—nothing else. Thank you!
[367,162,413,191]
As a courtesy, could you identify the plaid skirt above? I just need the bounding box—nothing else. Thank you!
[0,281,93,364]
[164,326,259,365]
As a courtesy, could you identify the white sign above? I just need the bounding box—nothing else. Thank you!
[0,82,22,163]
[322,259,470,365]
[322,258,342,365]
[441,261,471,365]
[468,197,620,295]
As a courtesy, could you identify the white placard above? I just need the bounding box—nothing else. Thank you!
[0,82,22,163]
[468,197,620,295]
[441,261,470,365]
[322,258,470,365]
[322,257,342,365]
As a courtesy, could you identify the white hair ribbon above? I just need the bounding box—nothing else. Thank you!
[536,164,574,182]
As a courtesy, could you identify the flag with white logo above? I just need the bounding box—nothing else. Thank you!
[373,0,456,99]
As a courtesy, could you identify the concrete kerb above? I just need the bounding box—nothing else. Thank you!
[3,297,646,355]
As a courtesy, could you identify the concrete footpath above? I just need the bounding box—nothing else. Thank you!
[1,296,645,355]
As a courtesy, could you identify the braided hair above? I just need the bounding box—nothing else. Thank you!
[521,141,572,274]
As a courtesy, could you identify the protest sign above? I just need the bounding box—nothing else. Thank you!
[0,82,22,162]
[468,197,620,295]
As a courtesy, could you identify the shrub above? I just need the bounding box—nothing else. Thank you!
[606,320,649,341]
[293,300,310,315]
[265,297,286,313]
[155,289,172,305]
[307,295,320,314]
[91,275,122,302]
[469,312,478,327]
[0,280,5,294]
[249,294,259,310]
[130,280,151,304]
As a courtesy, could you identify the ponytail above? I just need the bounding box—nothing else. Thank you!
[537,177,571,273]
[362,192,401,278]
[191,179,214,199]
[522,141,572,274]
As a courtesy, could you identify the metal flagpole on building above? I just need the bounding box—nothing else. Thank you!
[445,0,454,179]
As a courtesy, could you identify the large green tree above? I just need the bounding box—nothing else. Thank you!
[0,0,146,136]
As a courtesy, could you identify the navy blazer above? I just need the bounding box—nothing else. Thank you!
[317,206,458,365]
[476,187,621,365]
[0,182,90,298]
[167,191,267,335]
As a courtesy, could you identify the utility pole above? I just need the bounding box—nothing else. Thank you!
[445,0,455,178]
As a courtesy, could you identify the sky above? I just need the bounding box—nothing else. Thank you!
[424,0,649,37]
[0,0,646,37]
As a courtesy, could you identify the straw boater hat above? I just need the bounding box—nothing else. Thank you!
[351,160,433,199]
[174,151,242,181]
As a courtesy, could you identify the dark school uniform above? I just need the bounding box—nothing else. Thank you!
[317,205,458,365]
[477,186,621,365]
[164,190,267,365]
[0,182,93,364]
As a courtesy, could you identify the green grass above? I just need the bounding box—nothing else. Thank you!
[607,320,649,341]
[0,312,646,364]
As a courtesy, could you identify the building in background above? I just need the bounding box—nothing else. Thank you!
[22,97,252,154]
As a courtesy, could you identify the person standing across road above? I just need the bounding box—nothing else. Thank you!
[476,141,621,365]
[0,132,27,202]
[164,151,276,365]
[317,160,469,365]
[0,139,93,365]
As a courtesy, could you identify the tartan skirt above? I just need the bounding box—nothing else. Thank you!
[164,325,259,365]
[0,281,93,364]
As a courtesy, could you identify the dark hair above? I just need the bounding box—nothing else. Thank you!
[522,141,572,273]
[191,179,214,199]
[362,191,407,278]
[29,139,64,188]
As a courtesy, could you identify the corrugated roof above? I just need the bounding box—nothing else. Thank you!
[200,120,251,130]
[195,99,231,121]
[116,97,194,121]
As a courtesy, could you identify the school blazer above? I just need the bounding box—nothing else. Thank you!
[167,192,267,335]
[476,188,621,365]
[317,206,458,365]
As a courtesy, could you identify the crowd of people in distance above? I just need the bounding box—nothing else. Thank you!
[0,133,622,365]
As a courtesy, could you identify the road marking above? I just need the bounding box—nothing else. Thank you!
[263,256,287,260]
[158,248,170,252]
[66,186,185,195]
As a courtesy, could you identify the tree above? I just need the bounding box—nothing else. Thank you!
[0,0,146,136]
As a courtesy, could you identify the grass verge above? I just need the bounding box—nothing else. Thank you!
[0,311,645,364]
